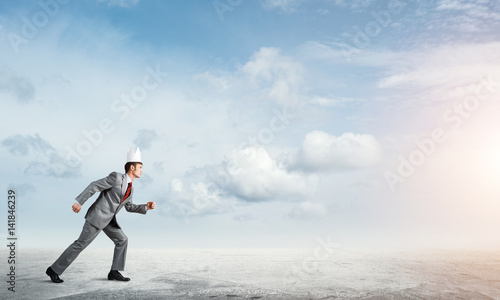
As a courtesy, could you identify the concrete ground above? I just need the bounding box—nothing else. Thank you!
[1,248,500,299]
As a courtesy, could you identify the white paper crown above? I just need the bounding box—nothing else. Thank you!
[126,147,142,163]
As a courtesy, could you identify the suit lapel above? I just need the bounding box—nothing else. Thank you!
[118,173,135,211]
[120,173,127,200]
[115,174,127,213]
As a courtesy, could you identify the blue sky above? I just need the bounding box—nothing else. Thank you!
[2,0,500,249]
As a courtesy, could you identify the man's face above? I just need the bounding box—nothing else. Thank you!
[131,163,143,178]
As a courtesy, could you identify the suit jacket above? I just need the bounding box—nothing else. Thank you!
[75,172,147,229]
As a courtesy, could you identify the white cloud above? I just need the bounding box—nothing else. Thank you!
[298,40,400,66]
[161,129,381,219]
[2,134,52,156]
[436,0,476,11]
[224,147,318,201]
[193,47,305,106]
[424,0,500,34]
[290,131,381,172]
[299,41,351,63]
[160,145,319,218]
[240,47,304,105]
[300,40,500,116]
[0,68,35,103]
[308,94,362,107]
[436,0,499,21]
[376,42,500,105]
[164,177,235,218]
[1,134,81,178]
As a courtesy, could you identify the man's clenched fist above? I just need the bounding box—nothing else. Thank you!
[72,202,81,213]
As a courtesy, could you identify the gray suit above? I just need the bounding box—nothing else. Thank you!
[51,172,148,275]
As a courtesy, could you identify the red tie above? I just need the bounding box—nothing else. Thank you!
[122,182,132,202]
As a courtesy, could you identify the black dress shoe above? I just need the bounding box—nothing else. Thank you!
[46,267,64,283]
[108,270,130,281]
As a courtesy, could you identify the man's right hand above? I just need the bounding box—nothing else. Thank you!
[72,202,81,213]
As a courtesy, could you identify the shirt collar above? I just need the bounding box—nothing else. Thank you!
[126,174,132,184]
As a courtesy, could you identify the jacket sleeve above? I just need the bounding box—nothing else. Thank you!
[75,172,118,206]
[124,201,147,214]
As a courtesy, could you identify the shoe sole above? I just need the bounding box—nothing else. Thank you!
[108,275,130,281]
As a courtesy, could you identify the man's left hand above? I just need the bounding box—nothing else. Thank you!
[147,201,156,210]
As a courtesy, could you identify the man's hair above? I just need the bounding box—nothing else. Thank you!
[124,162,142,173]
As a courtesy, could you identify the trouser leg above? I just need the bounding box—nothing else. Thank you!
[102,223,128,271]
[51,221,101,275]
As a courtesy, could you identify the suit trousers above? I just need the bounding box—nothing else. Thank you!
[51,219,128,275]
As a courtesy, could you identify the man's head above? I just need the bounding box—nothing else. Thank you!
[125,147,142,180]
[124,162,143,179]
